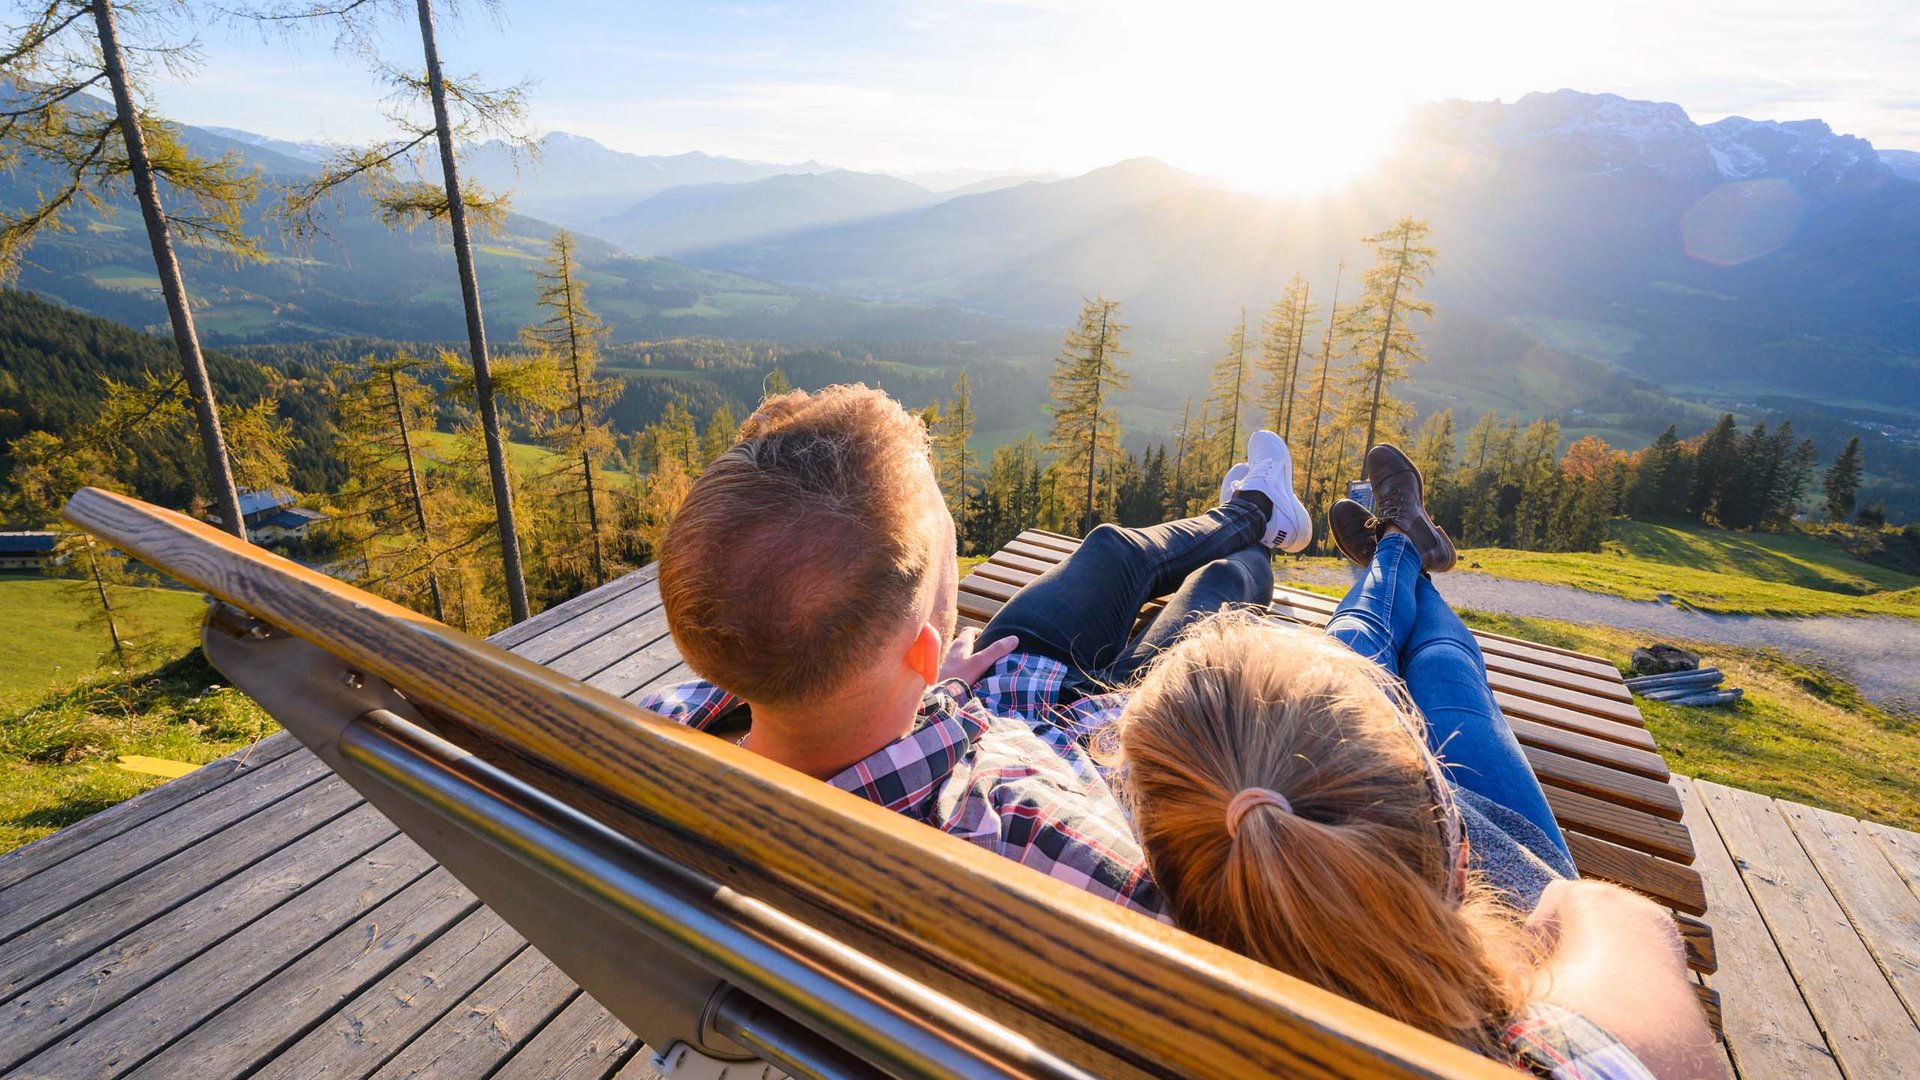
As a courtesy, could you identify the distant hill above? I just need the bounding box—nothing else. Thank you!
[671,91,1920,420]
[593,170,941,256]
[460,133,834,230]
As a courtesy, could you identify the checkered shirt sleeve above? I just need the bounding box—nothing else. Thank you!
[1500,1003,1657,1079]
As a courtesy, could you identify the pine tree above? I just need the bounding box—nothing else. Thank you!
[701,404,739,465]
[329,351,458,622]
[521,231,619,588]
[1688,415,1740,521]
[1298,263,1347,523]
[1256,278,1314,440]
[1047,297,1129,533]
[977,435,1046,552]
[252,0,537,621]
[1345,217,1437,460]
[1202,310,1254,476]
[1823,436,1863,522]
[1410,410,1457,528]
[933,371,976,552]
[0,1,266,538]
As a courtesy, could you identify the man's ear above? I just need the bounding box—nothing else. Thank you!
[906,623,942,686]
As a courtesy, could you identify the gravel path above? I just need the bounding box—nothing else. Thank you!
[1283,566,1920,716]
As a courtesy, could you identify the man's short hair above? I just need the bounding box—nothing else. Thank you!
[658,384,941,708]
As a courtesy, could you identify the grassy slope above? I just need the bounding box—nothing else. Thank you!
[0,578,274,853]
[1459,611,1920,831]
[0,577,207,712]
[1460,520,1920,617]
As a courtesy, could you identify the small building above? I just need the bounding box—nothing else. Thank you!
[250,506,328,544]
[0,531,64,571]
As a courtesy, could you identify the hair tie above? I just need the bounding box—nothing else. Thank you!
[1225,787,1293,838]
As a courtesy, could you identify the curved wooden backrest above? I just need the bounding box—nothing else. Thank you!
[65,487,1511,1080]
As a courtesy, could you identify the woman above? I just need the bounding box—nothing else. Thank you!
[1113,444,1727,1079]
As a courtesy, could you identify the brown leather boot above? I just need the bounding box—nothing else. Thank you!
[1364,443,1458,573]
[1328,498,1377,567]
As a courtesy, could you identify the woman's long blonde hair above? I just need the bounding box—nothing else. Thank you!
[1111,613,1536,1053]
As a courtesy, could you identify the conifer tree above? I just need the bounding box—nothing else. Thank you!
[1824,436,1863,522]
[976,434,1045,552]
[247,0,536,621]
[1344,218,1437,461]
[521,231,618,587]
[933,371,976,551]
[701,403,739,465]
[1688,415,1740,521]
[1298,263,1347,521]
[0,0,266,537]
[1410,410,1456,525]
[1047,297,1129,532]
[1203,310,1254,475]
[1256,278,1314,440]
[1167,397,1196,516]
[329,351,455,622]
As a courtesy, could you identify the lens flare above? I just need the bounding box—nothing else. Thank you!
[1681,179,1804,266]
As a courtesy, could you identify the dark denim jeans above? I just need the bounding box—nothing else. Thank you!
[979,497,1274,699]
[1324,534,1572,859]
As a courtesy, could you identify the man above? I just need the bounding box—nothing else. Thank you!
[638,384,1308,917]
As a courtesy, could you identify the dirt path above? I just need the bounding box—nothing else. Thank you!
[1283,567,1920,716]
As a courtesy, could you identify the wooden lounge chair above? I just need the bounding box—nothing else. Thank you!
[958,529,1721,1028]
[63,489,1714,1077]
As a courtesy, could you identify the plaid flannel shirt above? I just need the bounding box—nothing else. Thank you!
[1500,1003,1657,1079]
[635,649,1164,920]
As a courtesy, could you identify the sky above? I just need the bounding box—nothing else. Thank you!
[141,0,1920,195]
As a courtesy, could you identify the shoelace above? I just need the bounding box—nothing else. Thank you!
[1368,487,1406,534]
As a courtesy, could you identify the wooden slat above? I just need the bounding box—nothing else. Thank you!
[0,813,411,1073]
[1779,802,1920,1025]
[491,567,661,651]
[1696,985,1724,1040]
[1507,716,1669,781]
[546,603,671,683]
[1491,691,1657,750]
[1696,781,1920,1080]
[370,947,580,1078]
[0,730,302,892]
[1521,746,1682,820]
[510,580,668,664]
[1865,821,1920,901]
[1674,912,1718,975]
[0,746,333,943]
[252,911,528,1080]
[1546,787,1694,862]
[67,487,1515,1080]
[0,776,364,1001]
[492,992,643,1080]
[1565,831,1707,916]
[126,867,482,1080]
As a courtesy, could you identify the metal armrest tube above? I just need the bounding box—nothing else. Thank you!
[339,709,1101,1080]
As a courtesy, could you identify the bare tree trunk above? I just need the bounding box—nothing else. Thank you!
[1302,264,1344,540]
[85,537,126,666]
[414,0,529,623]
[1281,281,1309,441]
[388,368,446,622]
[1362,231,1411,465]
[556,247,606,587]
[93,0,245,540]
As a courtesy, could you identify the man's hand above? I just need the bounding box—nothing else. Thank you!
[939,628,1019,688]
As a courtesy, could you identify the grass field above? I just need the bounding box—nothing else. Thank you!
[410,429,632,482]
[0,577,207,713]
[0,576,273,853]
[1458,610,1920,831]
[1460,520,1920,617]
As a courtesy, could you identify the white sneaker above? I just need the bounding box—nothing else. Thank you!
[1218,462,1249,506]
[1235,430,1313,553]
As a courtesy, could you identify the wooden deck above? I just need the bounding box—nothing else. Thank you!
[0,561,1915,1079]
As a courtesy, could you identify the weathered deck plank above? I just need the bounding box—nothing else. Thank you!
[1676,778,1840,1080]
[368,946,580,1079]
[1696,781,1920,1080]
[1779,802,1920,1027]
[492,992,641,1080]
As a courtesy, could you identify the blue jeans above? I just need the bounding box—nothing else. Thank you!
[1324,534,1572,859]
[980,496,1273,699]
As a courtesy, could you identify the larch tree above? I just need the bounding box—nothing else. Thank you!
[0,0,265,537]
[1823,436,1863,522]
[1047,296,1129,533]
[328,350,457,622]
[521,230,619,588]
[1344,217,1437,463]
[243,0,537,621]
[933,370,976,551]
[1298,262,1346,521]
[1257,277,1314,441]
[1202,309,1253,475]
